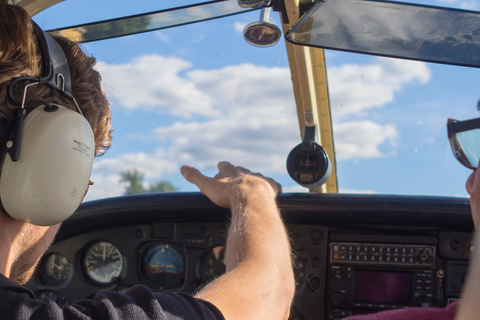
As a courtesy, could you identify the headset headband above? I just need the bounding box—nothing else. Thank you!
[8,21,74,104]
[5,20,79,162]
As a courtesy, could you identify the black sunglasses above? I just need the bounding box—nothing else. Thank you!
[447,117,480,169]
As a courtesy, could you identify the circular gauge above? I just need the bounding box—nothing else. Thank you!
[84,241,124,285]
[197,246,226,283]
[43,253,72,285]
[141,243,184,287]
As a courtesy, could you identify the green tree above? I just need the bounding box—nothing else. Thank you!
[120,169,177,195]
[149,181,177,193]
[120,169,146,194]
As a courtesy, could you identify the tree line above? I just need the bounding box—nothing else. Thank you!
[120,169,177,195]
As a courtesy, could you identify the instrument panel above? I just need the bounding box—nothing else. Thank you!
[28,222,230,301]
[23,193,475,319]
[28,221,327,312]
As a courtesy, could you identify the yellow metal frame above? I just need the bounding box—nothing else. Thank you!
[280,0,337,193]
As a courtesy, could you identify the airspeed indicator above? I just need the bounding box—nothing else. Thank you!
[83,241,124,285]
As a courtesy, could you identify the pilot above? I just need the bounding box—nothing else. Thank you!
[0,2,294,320]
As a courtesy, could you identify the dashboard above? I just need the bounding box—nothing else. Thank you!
[23,193,474,320]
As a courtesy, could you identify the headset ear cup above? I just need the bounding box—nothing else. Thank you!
[0,105,94,226]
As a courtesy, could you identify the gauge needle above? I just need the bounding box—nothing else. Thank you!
[103,244,106,260]
[258,30,266,40]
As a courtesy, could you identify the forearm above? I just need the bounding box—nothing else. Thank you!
[197,178,295,320]
[226,184,291,272]
[181,163,295,320]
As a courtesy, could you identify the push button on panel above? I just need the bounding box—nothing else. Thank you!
[330,242,436,267]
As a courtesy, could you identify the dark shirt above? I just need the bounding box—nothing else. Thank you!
[0,274,225,320]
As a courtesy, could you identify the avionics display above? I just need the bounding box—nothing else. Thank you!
[354,270,412,305]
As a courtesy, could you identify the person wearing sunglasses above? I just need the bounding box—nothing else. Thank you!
[330,117,480,320]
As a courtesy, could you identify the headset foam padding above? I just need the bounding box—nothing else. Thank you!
[0,105,94,226]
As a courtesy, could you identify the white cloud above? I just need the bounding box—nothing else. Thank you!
[186,63,294,118]
[435,0,480,9]
[98,55,429,122]
[153,118,298,173]
[328,58,431,119]
[459,0,479,9]
[85,173,125,201]
[154,31,170,43]
[94,149,178,179]
[89,56,430,200]
[234,22,247,33]
[96,55,214,117]
[334,120,399,160]
[86,151,179,200]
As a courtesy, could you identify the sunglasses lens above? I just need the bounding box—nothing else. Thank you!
[451,129,480,169]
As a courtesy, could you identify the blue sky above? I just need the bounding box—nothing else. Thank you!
[33,0,480,200]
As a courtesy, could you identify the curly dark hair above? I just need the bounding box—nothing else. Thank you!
[0,1,112,156]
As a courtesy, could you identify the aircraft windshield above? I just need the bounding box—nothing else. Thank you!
[32,0,480,199]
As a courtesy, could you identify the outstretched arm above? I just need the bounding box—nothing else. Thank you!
[181,162,295,320]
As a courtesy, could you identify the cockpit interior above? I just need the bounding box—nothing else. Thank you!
[15,0,480,319]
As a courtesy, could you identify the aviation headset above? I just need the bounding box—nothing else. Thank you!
[0,20,95,226]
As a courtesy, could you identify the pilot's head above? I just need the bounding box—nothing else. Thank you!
[0,2,112,156]
[0,1,112,284]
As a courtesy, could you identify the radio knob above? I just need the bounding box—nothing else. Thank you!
[329,293,345,306]
[418,298,432,307]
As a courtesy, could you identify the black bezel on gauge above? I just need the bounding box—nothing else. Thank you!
[39,252,73,287]
[195,245,226,284]
[81,240,126,287]
[138,241,186,290]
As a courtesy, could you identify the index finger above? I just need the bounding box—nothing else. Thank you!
[180,165,214,193]
[180,164,231,207]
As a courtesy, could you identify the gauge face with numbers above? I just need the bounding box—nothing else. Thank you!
[43,253,72,285]
[84,241,124,284]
